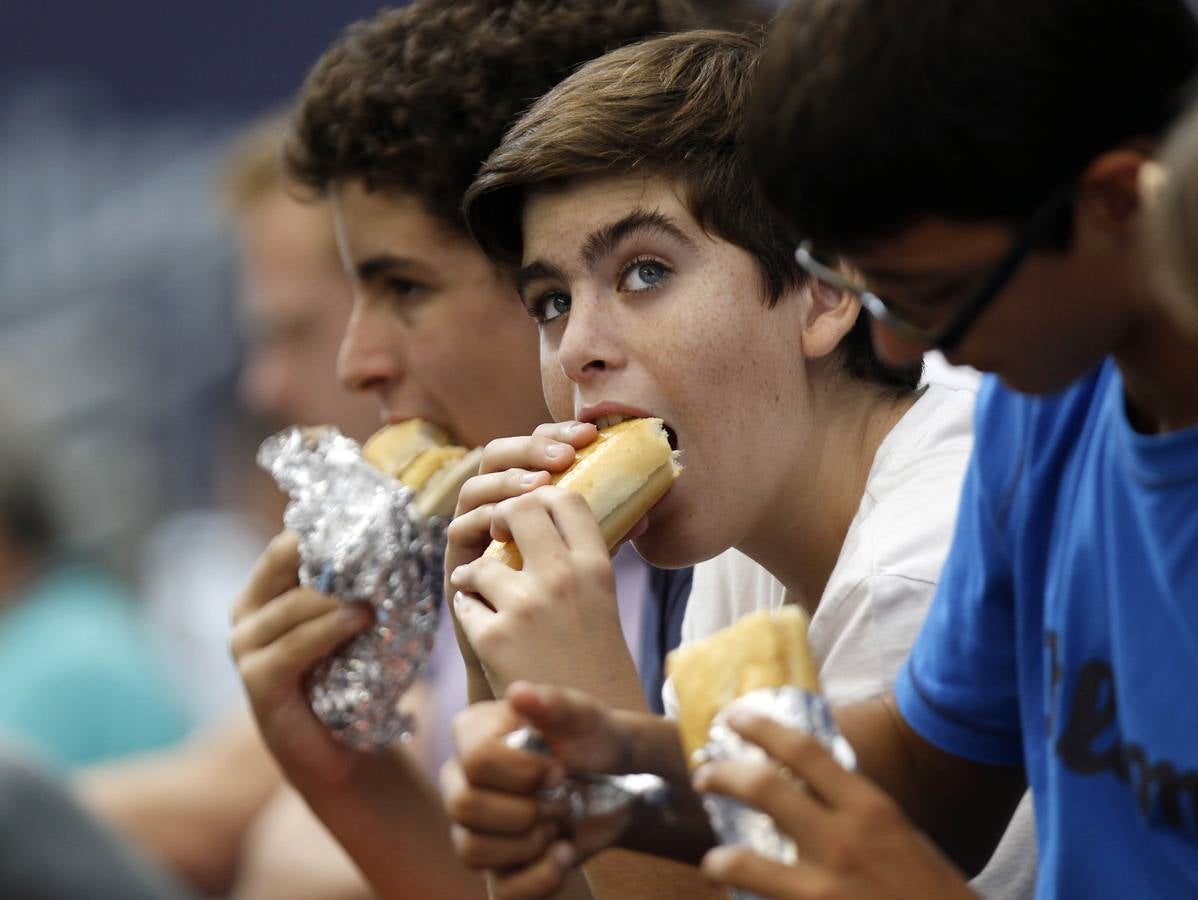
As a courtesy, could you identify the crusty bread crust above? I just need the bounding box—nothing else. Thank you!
[667,607,820,763]
[361,419,479,519]
[362,419,448,477]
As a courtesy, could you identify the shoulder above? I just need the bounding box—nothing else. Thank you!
[840,385,975,586]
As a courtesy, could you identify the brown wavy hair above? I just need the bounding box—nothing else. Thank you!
[465,29,921,391]
[283,0,695,232]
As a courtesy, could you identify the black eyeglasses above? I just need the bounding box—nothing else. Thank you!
[795,182,1076,352]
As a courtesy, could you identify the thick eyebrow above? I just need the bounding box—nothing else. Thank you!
[516,260,568,301]
[580,209,697,270]
[354,253,435,285]
[516,209,699,306]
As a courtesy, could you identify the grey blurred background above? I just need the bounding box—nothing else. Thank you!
[0,1,385,573]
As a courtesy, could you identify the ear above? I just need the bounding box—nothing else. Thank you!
[798,280,860,362]
[1077,147,1156,238]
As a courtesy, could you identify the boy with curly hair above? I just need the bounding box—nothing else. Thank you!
[230,2,696,897]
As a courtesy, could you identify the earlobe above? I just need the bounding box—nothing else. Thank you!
[799,281,860,361]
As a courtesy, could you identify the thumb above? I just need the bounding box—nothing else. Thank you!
[506,682,623,772]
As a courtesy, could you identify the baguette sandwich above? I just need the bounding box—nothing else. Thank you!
[667,606,820,763]
[483,417,681,569]
[361,419,483,518]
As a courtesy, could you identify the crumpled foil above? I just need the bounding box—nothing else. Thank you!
[696,687,857,900]
[257,426,446,751]
[504,727,670,824]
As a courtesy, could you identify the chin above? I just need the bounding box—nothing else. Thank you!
[631,511,725,570]
[997,361,1098,396]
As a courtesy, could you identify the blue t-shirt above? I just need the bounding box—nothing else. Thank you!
[896,361,1198,898]
[0,561,187,769]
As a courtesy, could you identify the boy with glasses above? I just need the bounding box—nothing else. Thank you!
[684,0,1198,896]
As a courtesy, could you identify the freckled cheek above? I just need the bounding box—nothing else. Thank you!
[539,355,573,421]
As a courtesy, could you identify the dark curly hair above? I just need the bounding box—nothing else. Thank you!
[284,0,695,231]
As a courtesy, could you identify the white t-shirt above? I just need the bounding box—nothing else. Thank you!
[665,383,1037,900]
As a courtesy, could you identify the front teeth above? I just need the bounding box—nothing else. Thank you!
[593,414,633,430]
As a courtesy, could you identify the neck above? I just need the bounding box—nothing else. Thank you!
[1112,281,1198,434]
[736,377,918,616]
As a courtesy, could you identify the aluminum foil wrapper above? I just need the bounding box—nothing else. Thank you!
[697,687,857,900]
[257,426,446,751]
[505,727,670,825]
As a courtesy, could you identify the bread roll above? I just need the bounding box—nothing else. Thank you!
[483,417,681,569]
[361,420,480,519]
[667,607,819,763]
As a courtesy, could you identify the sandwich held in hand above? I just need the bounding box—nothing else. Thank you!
[363,419,484,518]
[668,607,820,764]
[484,417,681,569]
[667,608,855,879]
[258,419,480,749]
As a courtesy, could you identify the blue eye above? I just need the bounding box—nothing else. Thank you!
[537,292,571,323]
[619,258,670,292]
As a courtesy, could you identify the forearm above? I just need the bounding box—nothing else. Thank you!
[837,694,1025,877]
[294,747,486,900]
[585,850,726,900]
[233,786,373,900]
[76,711,280,896]
[610,710,717,864]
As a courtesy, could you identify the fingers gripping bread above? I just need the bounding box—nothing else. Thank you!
[483,418,682,570]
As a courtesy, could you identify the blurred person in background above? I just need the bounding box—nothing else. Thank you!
[0,408,186,770]
[139,112,380,730]
[77,114,379,900]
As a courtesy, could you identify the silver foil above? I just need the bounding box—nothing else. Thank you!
[258,426,447,751]
[697,687,857,900]
[504,727,670,824]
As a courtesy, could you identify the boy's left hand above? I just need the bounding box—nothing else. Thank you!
[694,711,976,900]
[450,485,643,706]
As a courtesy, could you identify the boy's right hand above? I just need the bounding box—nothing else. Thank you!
[439,682,635,899]
[444,421,597,698]
[231,531,374,788]
[445,420,598,578]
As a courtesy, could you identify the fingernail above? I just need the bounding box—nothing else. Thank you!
[544,442,569,460]
[725,708,757,730]
[552,842,575,869]
[340,604,369,624]
[520,472,542,487]
[542,764,565,790]
[703,846,735,872]
[566,422,589,436]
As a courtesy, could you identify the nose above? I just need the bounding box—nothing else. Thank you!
[338,297,404,396]
[870,319,929,369]
[556,293,625,384]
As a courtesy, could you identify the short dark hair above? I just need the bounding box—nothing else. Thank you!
[747,0,1198,250]
[283,0,694,232]
[466,29,920,391]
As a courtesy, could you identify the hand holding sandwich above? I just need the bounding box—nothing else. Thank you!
[448,418,678,707]
[694,711,975,900]
[231,531,375,789]
[443,420,596,701]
